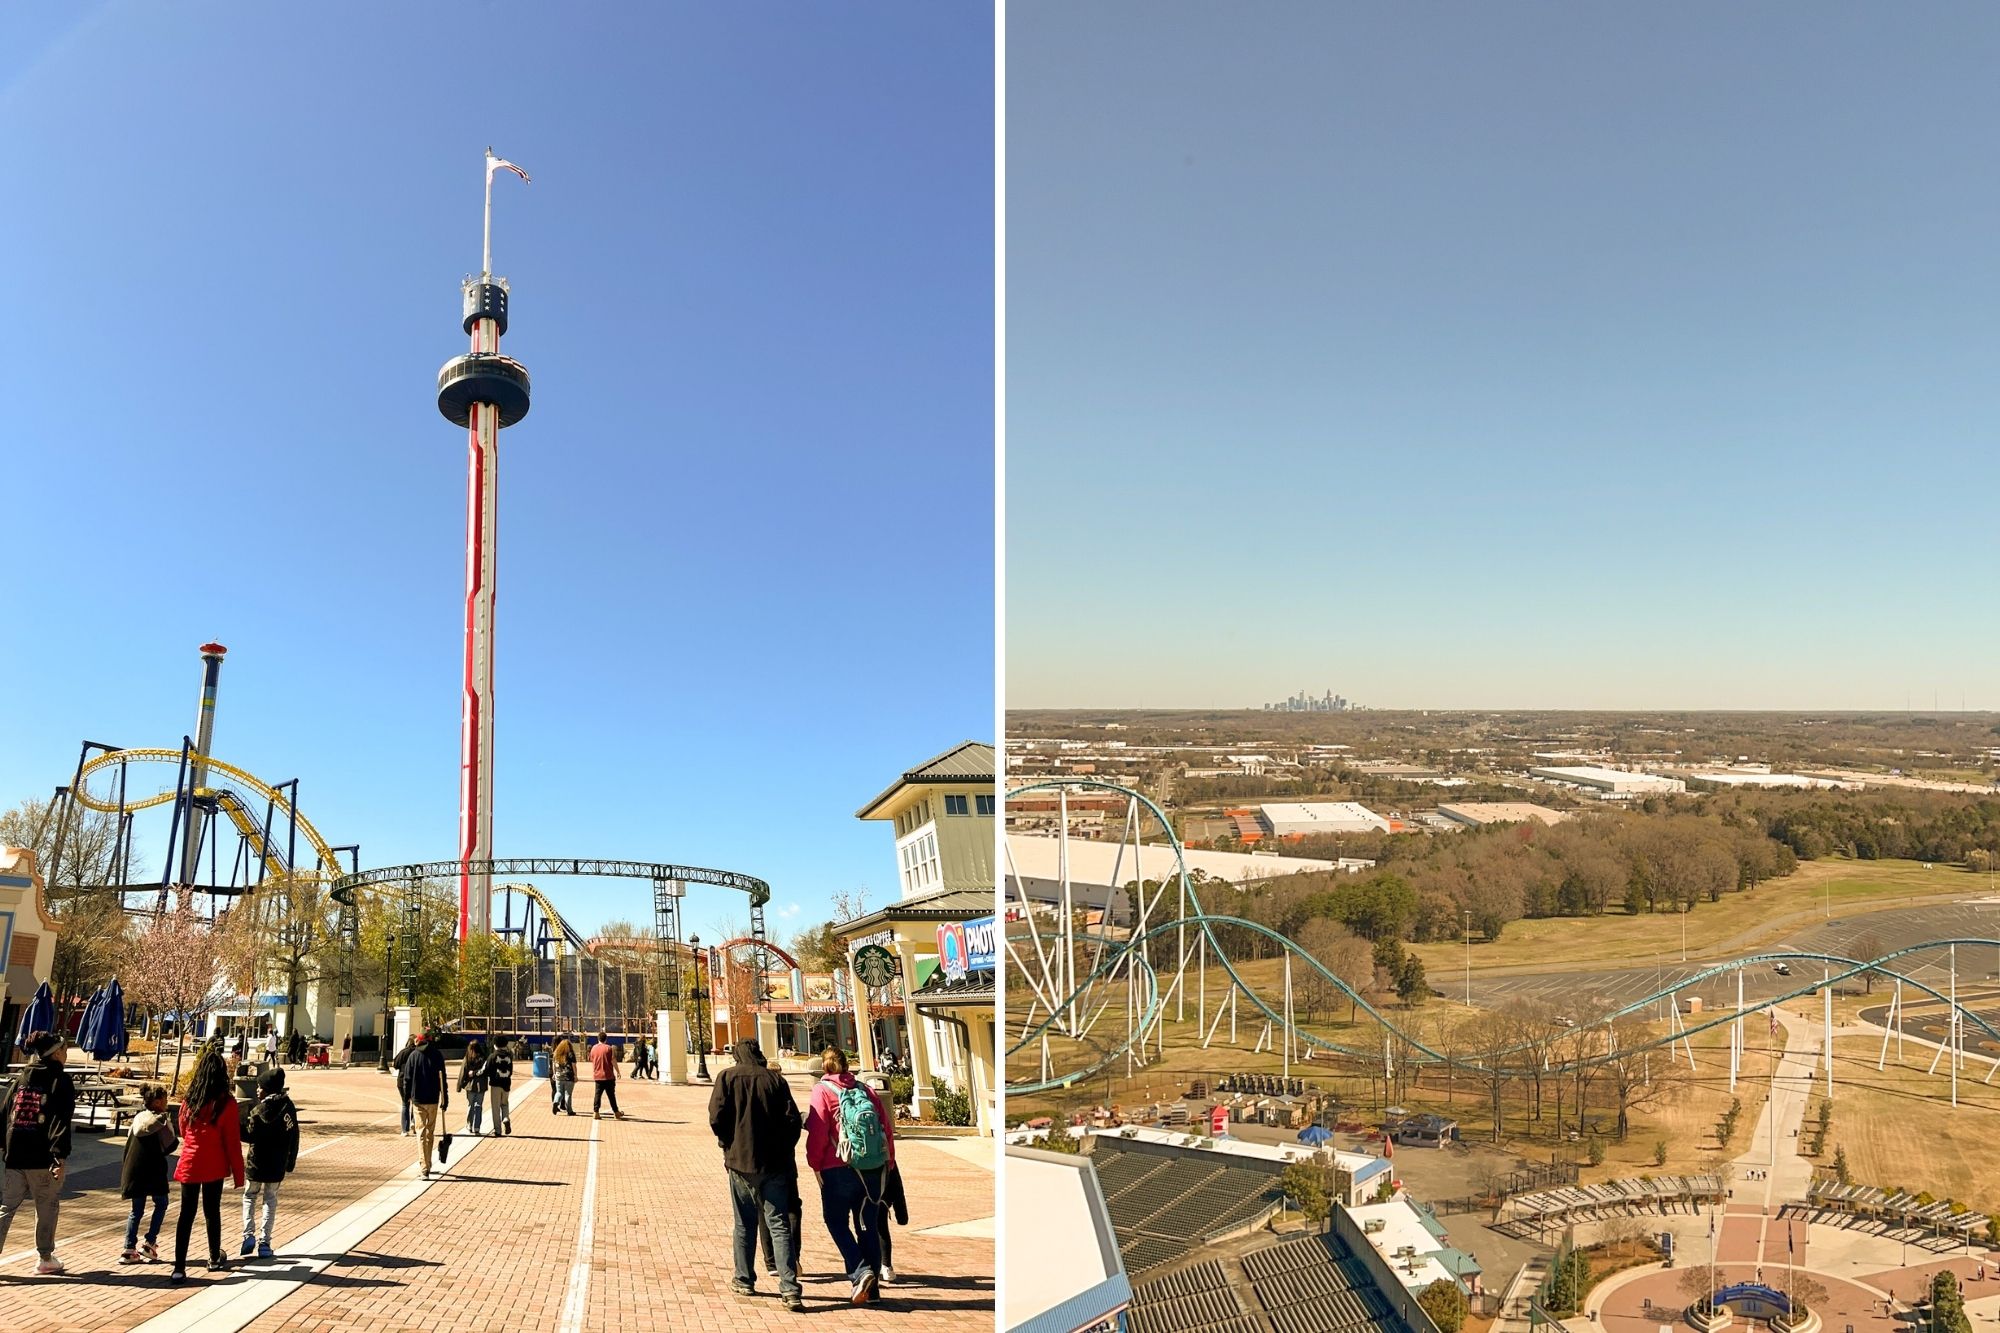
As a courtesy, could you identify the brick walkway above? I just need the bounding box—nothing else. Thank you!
[0,1066,993,1331]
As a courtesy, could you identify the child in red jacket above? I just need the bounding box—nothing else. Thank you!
[170,1045,245,1284]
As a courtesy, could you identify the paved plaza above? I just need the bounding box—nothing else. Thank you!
[0,1064,994,1332]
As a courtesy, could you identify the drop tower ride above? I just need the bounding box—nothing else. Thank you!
[436,149,531,940]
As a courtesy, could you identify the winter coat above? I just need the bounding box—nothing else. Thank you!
[486,1049,514,1093]
[708,1041,800,1178]
[1,1058,77,1171]
[174,1097,245,1188]
[457,1051,489,1097]
[243,1090,300,1183]
[804,1072,895,1174]
[120,1106,180,1199]
[589,1042,618,1083]
[398,1044,449,1108]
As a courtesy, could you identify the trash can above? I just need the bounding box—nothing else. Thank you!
[533,1050,551,1079]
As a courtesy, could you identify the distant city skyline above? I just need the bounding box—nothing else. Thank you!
[1008,4,2000,711]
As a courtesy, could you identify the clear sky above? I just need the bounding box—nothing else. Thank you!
[0,4,992,942]
[1007,4,2000,712]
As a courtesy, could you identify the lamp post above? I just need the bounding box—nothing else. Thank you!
[688,934,711,1081]
[377,929,395,1072]
[1681,902,1689,963]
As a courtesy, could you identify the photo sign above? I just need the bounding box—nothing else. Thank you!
[937,915,997,982]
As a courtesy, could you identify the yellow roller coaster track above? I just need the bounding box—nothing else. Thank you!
[72,747,342,890]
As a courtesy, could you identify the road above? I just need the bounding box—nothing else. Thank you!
[1463,898,2000,1019]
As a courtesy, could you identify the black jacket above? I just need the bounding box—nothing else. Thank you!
[398,1044,449,1108]
[486,1049,514,1092]
[1,1058,75,1170]
[457,1052,489,1097]
[708,1040,800,1177]
[244,1090,300,1183]
[886,1162,908,1227]
[119,1106,179,1199]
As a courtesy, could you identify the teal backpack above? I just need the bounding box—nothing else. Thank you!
[833,1081,888,1172]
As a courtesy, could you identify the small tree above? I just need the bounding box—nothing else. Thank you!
[1280,1160,1331,1223]
[1931,1272,1972,1333]
[1832,1145,1851,1186]
[1396,956,1429,1007]
[1587,1135,1606,1167]
[1654,1140,1669,1167]
[1418,1279,1469,1333]
[125,889,226,1087]
[1038,1125,1083,1154]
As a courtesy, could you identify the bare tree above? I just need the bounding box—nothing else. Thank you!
[0,798,137,1023]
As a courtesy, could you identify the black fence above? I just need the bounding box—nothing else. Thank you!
[487,961,654,1038]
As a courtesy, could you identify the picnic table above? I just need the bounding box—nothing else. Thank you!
[70,1073,142,1132]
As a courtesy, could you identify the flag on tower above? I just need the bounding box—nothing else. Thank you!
[486,150,530,184]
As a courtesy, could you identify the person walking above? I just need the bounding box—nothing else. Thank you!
[804,1047,895,1304]
[552,1036,578,1115]
[119,1082,178,1264]
[239,1068,299,1259]
[263,1027,280,1067]
[590,1033,626,1120]
[170,1044,245,1284]
[459,1040,490,1136]
[709,1038,803,1309]
[397,1032,450,1179]
[391,1033,417,1134]
[485,1040,514,1136]
[0,1032,77,1275]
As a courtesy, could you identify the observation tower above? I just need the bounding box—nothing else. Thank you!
[437,148,532,940]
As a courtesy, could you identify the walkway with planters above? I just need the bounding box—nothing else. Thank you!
[0,1063,994,1333]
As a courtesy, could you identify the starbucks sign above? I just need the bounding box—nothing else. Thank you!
[852,944,900,988]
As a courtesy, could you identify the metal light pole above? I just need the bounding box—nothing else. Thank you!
[1681,902,1688,963]
[689,935,712,1081]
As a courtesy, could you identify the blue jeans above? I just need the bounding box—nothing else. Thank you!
[401,1097,413,1134]
[818,1166,884,1287]
[729,1171,800,1297]
[125,1192,168,1249]
[466,1092,485,1134]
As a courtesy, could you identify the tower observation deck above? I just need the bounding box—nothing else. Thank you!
[438,149,533,942]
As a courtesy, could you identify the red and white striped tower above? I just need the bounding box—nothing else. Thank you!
[436,149,532,941]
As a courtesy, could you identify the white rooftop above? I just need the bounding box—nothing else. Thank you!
[1004,1148,1129,1332]
[1260,802,1389,831]
[1345,1199,1457,1291]
[1005,834,1339,890]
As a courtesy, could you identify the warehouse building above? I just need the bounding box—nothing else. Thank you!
[1436,802,1571,828]
[1527,765,1685,795]
[1259,802,1390,836]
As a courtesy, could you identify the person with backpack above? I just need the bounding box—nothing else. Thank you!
[551,1036,578,1115]
[485,1039,514,1136]
[119,1081,178,1264]
[240,1068,299,1259]
[0,1031,76,1275]
[804,1047,895,1304]
[396,1032,450,1178]
[589,1033,626,1120]
[459,1039,491,1136]
[708,1038,803,1310]
[171,1043,245,1284]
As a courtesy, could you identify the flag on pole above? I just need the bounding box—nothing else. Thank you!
[1788,1221,1795,1257]
[486,150,531,184]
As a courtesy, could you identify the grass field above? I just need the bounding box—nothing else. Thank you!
[1410,859,1981,976]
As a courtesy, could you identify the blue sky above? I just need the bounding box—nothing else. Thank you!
[1008,4,2000,711]
[0,4,993,942]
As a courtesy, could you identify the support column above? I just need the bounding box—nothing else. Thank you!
[393,1005,425,1056]
[657,1009,688,1085]
[332,1005,354,1068]
[756,1011,781,1067]
[846,953,879,1072]
[896,934,931,1119]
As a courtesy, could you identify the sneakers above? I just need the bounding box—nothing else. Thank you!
[882,1264,898,1284]
[168,1269,187,1285]
[121,1248,143,1265]
[592,1111,601,1120]
[34,1256,64,1276]
[241,1234,256,1257]
[782,1293,805,1312]
[864,1274,881,1302]
[730,1280,756,1297]
[208,1255,230,1271]
[257,1242,273,1259]
[141,1241,158,1262]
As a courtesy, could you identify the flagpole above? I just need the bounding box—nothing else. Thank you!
[482,148,494,280]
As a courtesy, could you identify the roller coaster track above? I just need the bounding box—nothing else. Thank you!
[1006,779,2000,1096]
[332,858,771,908]
[72,747,341,887]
